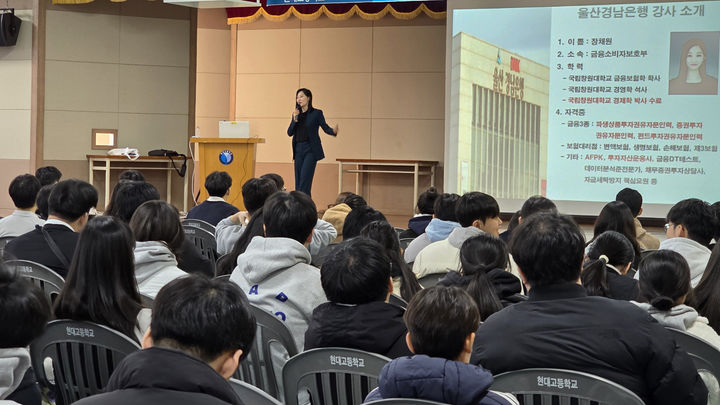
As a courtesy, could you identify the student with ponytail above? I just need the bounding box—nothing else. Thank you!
[634,250,720,349]
[581,231,638,300]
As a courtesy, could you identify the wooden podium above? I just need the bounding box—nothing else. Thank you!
[190,137,265,210]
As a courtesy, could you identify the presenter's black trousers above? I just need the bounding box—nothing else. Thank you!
[294,141,317,197]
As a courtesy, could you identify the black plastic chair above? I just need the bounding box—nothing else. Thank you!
[666,328,720,402]
[182,218,216,233]
[182,225,218,274]
[490,368,644,405]
[234,304,299,400]
[399,238,415,251]
[30,320,141,404]
[140,293,154,309]
[0,235,15,257]
[365,399,449,405]
[417,273,444,289]
[6,259,65,304]
[229,378,283,405]
[282,347,391,405]
[388,294,408,309]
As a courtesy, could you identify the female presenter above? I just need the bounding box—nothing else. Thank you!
[287,88,339,196]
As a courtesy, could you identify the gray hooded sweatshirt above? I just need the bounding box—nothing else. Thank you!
[230,236,326,350]
[133,241,187,299]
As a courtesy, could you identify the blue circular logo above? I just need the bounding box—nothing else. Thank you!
[219,150,234,165]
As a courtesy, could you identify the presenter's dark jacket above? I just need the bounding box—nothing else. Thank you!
[72,347,243,405]
[287,108,335,161]
[3,224,78,278]
[471,282,707,405]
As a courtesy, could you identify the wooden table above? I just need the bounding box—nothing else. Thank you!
[336,159,438,212]
[87,155,189,213]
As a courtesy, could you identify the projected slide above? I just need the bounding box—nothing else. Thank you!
[451,1,719,204]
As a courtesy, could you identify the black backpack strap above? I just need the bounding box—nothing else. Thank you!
[41,226,70,268]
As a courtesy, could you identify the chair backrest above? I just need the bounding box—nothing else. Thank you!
[282,347,391,405]
[0,235,15,257]
[234,304,299,400]
[139,293,154,309]
[30,319,141,404]
[229,378,283,405]
[6,259,65,304]
[182,225,218,273]
[365,399,449,405]
[399,238,414,250]
[417,273,444,289]
[388,294,408,309]
[666,327,720,401]
[490,368,644,405]
[182,218,216,233]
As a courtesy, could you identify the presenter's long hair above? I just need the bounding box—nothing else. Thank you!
[296,88,314,112]
[54,216,143,342]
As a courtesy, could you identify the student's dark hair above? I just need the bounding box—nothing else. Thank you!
[667,198,716,247]
[260,173,284,190]
[433,193,460,222]
[616,188,642,217]
[638,250,690,311]
[510,212,585,287]
[129,200,184,254]
[48,179,98,222]
[458,234,504,320]
[205,171,233,197]
[0,263,51,347]
[416,187,439,215]
[9,174,41,209]
[711,201,720,242]
[589,201,642,260]
[455,192,499,227]
[151,274,256,362]
[105,181,160,223]
[582,231,635,297]
[322,238,391,304]
[342,206,387,239]
[241,178,278,215]
[691,242,720,331]
[54,216,142,342]
[263,191,317,244]
[360,220,421,302]
[404,286,479,360]
[35,166,62,186]
[505,211,521,234]
[333,191,353,206]
[215,209,265,277]
[342,193,367,210]
[520,195,557,220]
[118,170,145,182]
[35,184,55,220]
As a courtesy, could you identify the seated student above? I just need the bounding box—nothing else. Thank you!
[118,169,145,182]
[130,201,187,299]
[399,187,439,239]
[187,171,239,226]
[54,216,151,342]
[438,234,523,315]
[582,231,638,301]
[413,192,501,279]
[616,187,660,250]
[690,243,720,332]
[312,204,382,267]
[260,172,285,191]
[74,275,255,405]
[0,174,44,238]
[215,209,266,277]
[230,191,326,350]
[500,196,557,244]
[305,238,412,358]
[105,181,212,277]
[655,198,716,287]
[365,287,518,405]
[360,221,421,302]
[0,263,51,405]
[586,201,642,266]
[471,212,707,405]
[34,184,54,220]
[321,192,367,242]
[34,166,61,186]
[4,179,98,278]
[404,193,461,263]
[634,250,720,349]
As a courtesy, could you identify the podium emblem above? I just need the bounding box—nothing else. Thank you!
[219,149,234,165]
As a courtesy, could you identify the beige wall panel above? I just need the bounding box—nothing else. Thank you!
[317,119,370,161]
[0,10,32,61]
[0,111,31,159]
[119,65,189,114]
[43,111,119,160]
[371,73,444,119]
[373,25,444,73]
[45,11,120,63]
[118,0,190,20]
[0,159,32,216]
[235,29,300,74]
[197,9,229,30]
[197,28,230,74]
[118,113,189,154]
[298,73,371,119]
[0,60,31,110]
[239,118,293,162]
[235,73,300,118]
[300,27,372,73]
[45,61,120,112]
[120,16,190,67]
[373,14,444,27]
[195,117,224,138]
[370,119,444,162]
[195,73,230,118]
